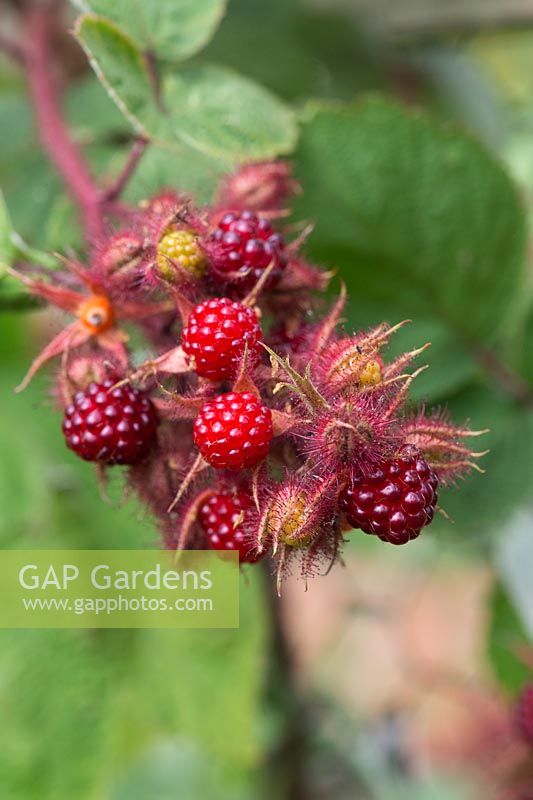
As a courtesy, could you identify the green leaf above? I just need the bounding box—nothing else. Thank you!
[66,74,128,138]
[75,15,154,135]
[0,191,55,310]
[76,15,298,164]
[0,190,60,271]
[162,64,297,161]
[123,143,227,206]
[294,98,527,399]
[0,190,16,278]
[488,582,531,696]
[73,0,227,62]
[0,189,15,269]
[496,507,533,636]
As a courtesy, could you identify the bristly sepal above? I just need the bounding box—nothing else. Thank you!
[402,408,488,484]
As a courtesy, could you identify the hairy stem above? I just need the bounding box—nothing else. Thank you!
[103,137,149,203]
[24,5,104,244]
[21,3,149,251]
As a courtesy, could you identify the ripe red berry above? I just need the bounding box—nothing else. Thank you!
[193,391,273,470]
[208,210,287,291]
[62,380,158,465]
[181,297,262,381]
[199,490,261,563]
[516,684,533,746]
[340,451,438,545]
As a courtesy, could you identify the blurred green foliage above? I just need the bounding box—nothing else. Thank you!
[0,313,268,800]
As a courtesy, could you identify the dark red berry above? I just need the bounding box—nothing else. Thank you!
[516,684,533,746]
[181,297,262,381]
[193,391,273,470]
[208,210,287,291]
[340,452,439,545]
[199,490,261,563]
[62,380,158,465]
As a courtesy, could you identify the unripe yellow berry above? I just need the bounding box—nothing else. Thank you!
[330,350,383,389]
[156,230,207,280]
[358,359,382,387]
[274,496,313,547]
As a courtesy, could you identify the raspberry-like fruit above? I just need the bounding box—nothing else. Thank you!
[62,380,158,465]
[199,490,261,563]
[516,684,533,746]
[181,297,262,381]
[209,210,287,290]
[156,229,207,280]
[193,392,273,470]
[340,451,439,545]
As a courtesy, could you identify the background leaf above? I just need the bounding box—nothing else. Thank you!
[73,0,227,62]
[488,582,532,697]
[76,16,298,164]
[75,15,155,133]
[293,97,529,409]
[0,190,15,268]
[203,0,381,103]
[428,386,533,539]
[0,192,54,308]
[294,99,527,346]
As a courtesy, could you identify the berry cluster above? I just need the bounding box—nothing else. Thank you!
[13,160,485,581]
